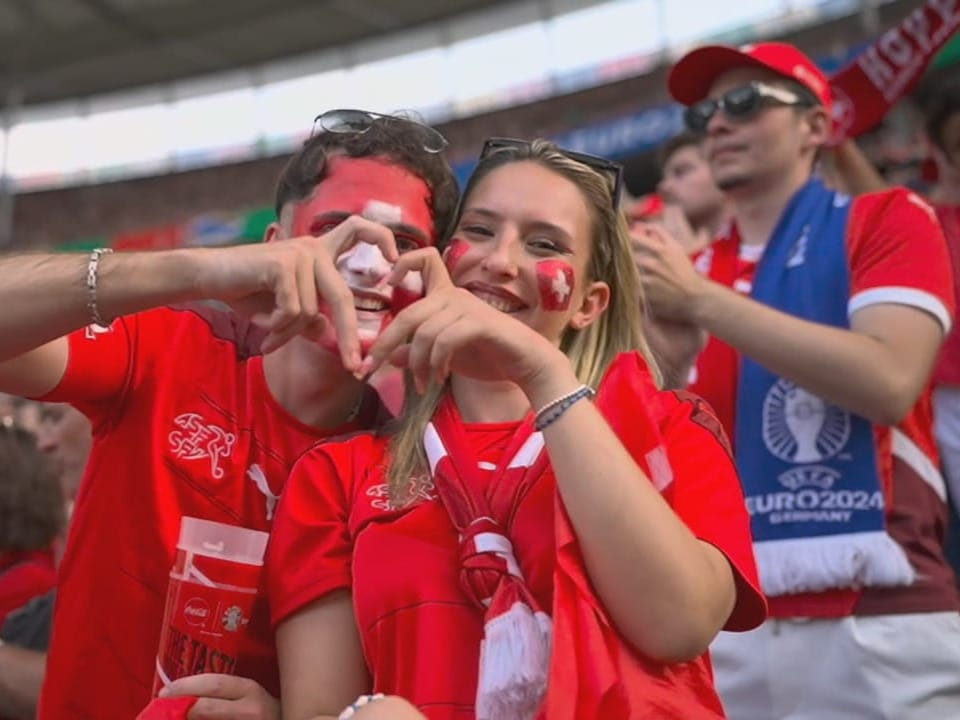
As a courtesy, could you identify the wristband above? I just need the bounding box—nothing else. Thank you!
[86,247,114,328]
[338,693,386,719]
[533,384,595,431]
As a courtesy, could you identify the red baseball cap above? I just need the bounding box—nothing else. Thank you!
[668,42,832,112]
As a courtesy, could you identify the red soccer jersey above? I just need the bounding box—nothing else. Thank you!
[35,306,384,720]
[269,385,764,719]
[689,188,959,617]
[933,203,960,386]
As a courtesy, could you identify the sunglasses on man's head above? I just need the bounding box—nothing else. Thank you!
[479,137,624,212]
[311,109,448,154]
[684,81,815,134]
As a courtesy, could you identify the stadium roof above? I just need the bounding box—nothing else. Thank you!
[0,0,529,106]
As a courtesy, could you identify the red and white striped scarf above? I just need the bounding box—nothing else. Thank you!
[424,396,551,720]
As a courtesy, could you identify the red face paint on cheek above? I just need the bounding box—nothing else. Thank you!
[444,238,470,275]
[536,260,575,312]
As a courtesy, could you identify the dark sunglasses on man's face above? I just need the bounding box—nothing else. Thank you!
[684,81,814,134]
[480,137,624,212]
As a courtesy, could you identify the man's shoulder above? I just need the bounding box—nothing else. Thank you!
[143,304,267,361]
[297,430,388,468]
[849,186,939,226]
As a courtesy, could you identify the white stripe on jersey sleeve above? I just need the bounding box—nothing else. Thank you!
[848,286,952,334]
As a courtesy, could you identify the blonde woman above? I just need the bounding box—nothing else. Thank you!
[268,139,766,720]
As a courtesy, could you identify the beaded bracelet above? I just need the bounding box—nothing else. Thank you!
[338,693,386,719]
[86,247,114,328]
[533,384,596,431]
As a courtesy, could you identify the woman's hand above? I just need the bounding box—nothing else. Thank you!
[363,248,564,393]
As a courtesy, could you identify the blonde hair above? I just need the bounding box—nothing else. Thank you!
[386,139,660,500]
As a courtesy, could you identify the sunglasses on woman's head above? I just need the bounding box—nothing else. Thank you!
[479,137,624,212]
[311,109,449,154]
[684,81,815,134]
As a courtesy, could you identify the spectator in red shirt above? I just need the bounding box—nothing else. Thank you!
[0,111,458,720]
[0,423,62,628]
[917,69,960,547]
[636,42,960,719]
[0,401,92,720]
[269,138,765,720]
[0,422,63,720]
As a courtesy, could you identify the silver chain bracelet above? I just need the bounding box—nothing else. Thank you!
[86,248,114,328]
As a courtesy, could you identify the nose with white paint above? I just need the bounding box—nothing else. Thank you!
[342,242,392,287]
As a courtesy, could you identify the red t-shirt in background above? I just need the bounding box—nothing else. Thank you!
[690,188,958,618]
[934,203,960,386]
[36,306,384,720]
[269,385,764,719]
[0,549,56,628]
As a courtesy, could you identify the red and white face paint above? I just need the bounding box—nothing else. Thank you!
[443,238,471,275]
[286,156,435,356]
[536,260,575,312]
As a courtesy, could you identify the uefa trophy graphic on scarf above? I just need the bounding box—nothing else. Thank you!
[153,517,269,694]
[782,384,829,463]
[763,381,849,465]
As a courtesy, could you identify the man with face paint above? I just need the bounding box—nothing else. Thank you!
[0,111,459,720]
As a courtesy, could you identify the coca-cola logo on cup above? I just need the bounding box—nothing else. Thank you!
[183,598,210,627]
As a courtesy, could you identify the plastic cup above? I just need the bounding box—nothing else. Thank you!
[153,517,269,695]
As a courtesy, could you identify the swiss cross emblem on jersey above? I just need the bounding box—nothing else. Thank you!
[168,413,236,479]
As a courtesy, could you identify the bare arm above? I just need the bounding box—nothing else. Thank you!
[522,357,737,663]
[277,590,370,720]
[0,216,403,398]
[0,251,202,397]
[636,224,945,425]
[0,643,45,719]
[689,284,942,425]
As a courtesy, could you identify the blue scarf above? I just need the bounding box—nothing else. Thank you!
[735,178,914,596]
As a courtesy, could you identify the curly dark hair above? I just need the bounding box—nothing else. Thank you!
[273,114,460,241]
[0,424,65,552]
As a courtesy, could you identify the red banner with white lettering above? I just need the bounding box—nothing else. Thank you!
[830,0,960,138]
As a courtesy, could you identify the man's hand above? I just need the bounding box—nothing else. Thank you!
[191,215,400,370]
[160,674,279,720]
[632,223,709,323]
[660,204,712,256]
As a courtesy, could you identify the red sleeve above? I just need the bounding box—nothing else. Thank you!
[656,390,767,632]
[36,319,132,418]
[267,442,354,628]
[0,554,56,626]
[36,307,187,422]
[847,189,955,332]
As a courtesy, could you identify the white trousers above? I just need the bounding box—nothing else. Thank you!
[711,613,960,720]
